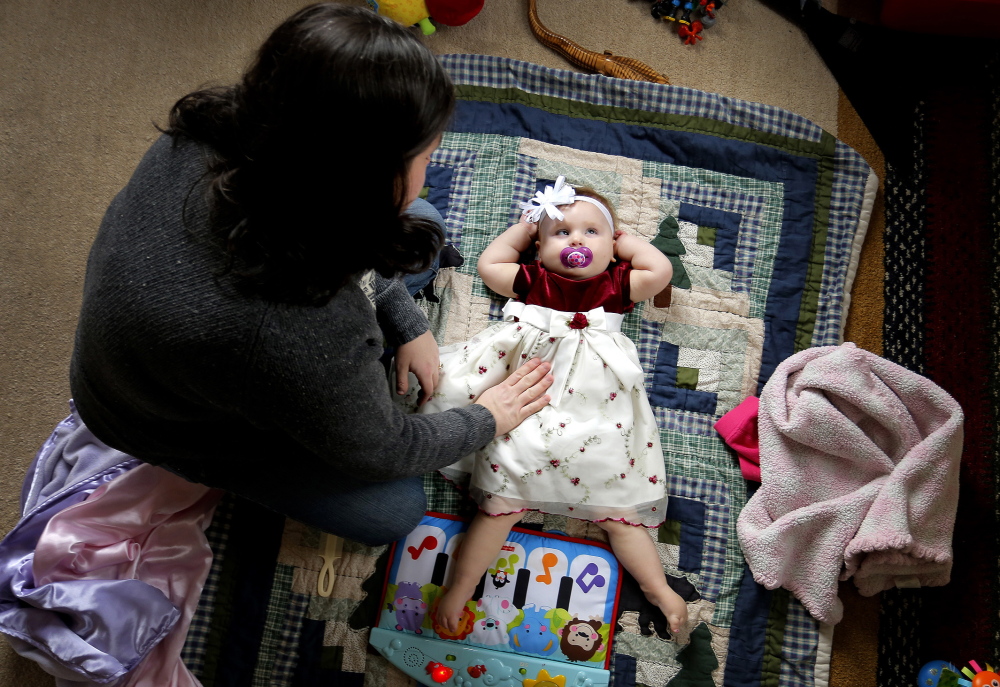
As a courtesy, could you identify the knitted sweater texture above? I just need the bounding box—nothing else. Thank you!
[70,135,495,486]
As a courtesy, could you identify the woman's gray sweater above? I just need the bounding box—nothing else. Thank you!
[70,135,494,487]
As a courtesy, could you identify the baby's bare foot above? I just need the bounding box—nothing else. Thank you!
[647,586,688,635]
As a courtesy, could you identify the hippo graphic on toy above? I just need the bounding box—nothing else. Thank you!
[390,581,427,633]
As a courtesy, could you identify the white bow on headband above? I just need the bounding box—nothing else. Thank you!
[521,176,576,223]
[519,176,615,231]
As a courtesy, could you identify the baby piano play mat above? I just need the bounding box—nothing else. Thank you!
[370,513,623,687]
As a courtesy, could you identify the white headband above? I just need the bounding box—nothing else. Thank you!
[520,176,615,232]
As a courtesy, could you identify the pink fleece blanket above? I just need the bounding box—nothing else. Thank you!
[736,343,964,624]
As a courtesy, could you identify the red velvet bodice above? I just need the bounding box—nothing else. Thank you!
[512,260,634,314]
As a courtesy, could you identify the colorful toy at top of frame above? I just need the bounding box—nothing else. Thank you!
[365,0,484,35]
[919,660,1000,687]
[648,0,726,45]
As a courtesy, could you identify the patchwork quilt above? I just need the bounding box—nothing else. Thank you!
[181,55,876,687]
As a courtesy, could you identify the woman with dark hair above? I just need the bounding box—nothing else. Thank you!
[68,3,552,545]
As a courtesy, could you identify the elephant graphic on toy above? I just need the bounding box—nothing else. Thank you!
[508,604,558,656]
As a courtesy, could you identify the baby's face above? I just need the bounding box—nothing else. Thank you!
[535,201,615,280]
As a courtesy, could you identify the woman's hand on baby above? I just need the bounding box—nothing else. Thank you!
[475,358,553,436]
[395,330,440,405]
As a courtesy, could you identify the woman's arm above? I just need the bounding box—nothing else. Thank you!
[477,219,537,297]
[373,273,428,346]
[615,232,673,303]
[246,300,551,481]
[371,273,441,402]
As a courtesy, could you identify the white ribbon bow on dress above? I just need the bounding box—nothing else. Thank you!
[502,300,645,405]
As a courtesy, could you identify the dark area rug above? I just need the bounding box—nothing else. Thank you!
[878,62,1000,682]
[765,1,1000,678]
[790,5,1000,680]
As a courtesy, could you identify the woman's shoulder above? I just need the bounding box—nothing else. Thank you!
[253,280,382,353]
[132,133,211,181]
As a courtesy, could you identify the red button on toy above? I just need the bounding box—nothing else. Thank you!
[426,661,454,683]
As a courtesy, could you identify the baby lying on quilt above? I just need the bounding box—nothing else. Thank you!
[417,176,689,636]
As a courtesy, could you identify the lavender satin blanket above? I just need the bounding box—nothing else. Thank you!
[0,405,220,686]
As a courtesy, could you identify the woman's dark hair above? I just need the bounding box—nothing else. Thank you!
[165,3,455,305]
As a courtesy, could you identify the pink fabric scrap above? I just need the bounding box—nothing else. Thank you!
[736,343,964,624]
[714,395,761,482]
[33,463,222,687]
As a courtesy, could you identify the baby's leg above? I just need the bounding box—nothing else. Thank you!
[598,520,688,634]
[436,510,523,634]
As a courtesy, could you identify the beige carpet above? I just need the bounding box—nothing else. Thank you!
[0,1,880,684]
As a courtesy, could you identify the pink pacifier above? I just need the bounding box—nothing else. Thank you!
[560,246,593,269]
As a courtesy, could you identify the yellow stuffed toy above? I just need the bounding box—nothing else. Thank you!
[366,0,436,34]
[366,0,484,35]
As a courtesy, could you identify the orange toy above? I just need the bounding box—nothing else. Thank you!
[966,660,1000,687]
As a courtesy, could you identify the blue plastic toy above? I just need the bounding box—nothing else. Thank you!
[919,660,959,687]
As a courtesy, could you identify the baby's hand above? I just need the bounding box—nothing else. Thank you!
[613,231,642,262]
[516,211,539,239]
[611,229,625,262]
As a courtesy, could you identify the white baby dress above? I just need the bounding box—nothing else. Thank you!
[421,261,667,528]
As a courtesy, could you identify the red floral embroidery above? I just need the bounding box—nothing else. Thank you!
[559,422,566,428]
[609,392,617,400]
[535,469,542,475]
[570,477,580,486]
[568,388,575,394]
[498,351,506,359]
[619,473,626,479]
[478,366,487,374]
[651,507,656,512]
[649,475,659,484]
[647,442,654,448]
[579,447,586,453]
[616,423,622,429]
[629,458,635,466]
[469,394,476,400]
[550,459,560,467]
[503,435,511,442]
[568,312,589,329]
[549,337,556,343]
[490,463,499,472]
[521,353,527,359]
